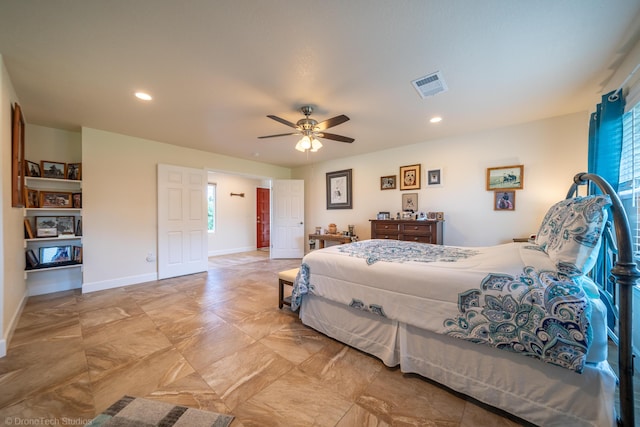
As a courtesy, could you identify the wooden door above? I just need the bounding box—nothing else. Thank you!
[157,164,208,279]
[256,187,270,249]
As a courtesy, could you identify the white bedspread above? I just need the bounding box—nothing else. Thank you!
[293,239,596,372]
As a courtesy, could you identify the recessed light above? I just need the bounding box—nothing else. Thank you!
[430,116,442,123]
[135,91,152,101]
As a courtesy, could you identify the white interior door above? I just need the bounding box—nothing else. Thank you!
[158,164,208,279]
[271,179,304,259]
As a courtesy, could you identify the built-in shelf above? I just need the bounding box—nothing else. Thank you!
[24,262,82,278]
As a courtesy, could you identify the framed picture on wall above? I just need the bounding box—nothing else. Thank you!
[399,164,421,190]
[495,190,516,211]
[427,168,442,186]
[402,193,418,211]
[380,175,396,190]
[326,169,352,209]
[486,165,524,190]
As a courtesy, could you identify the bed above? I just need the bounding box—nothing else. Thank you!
[291,173,638,427]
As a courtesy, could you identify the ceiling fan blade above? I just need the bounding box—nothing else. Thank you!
[316,114,350,130]
[317,132,354,143]
[267,115,298,128]
[258,132,299,139]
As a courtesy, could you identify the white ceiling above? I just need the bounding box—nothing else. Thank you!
[0,1,639,168]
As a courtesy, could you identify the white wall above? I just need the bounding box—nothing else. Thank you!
[294,112,588,248]
[0,55,27,357]
[81,127,290,293]
[207,172,265,256]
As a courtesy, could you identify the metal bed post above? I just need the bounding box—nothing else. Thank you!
[570,172,640,427]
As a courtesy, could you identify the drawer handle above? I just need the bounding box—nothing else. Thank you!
[413,237,419,241]
[384,235,390,239]
[384,225,390,229]
[413,226,418,230]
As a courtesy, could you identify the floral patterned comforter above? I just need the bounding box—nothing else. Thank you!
[292,239,592,372]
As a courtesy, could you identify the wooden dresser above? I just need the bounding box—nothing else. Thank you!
[370,219,443,245]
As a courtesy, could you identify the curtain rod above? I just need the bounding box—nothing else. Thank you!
[609,63,640,101]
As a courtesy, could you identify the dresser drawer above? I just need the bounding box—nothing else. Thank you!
[400,234,433,243]
[374,222,400,232]
[377,233,401,240]
[400,223,433,234]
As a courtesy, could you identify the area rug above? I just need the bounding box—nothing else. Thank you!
[85,395,234,427]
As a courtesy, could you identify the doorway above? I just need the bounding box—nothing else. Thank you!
[257,187,270,249]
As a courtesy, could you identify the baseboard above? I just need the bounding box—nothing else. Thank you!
[1,290,28,358]
[208,246,256,257]
[82,272,158,294]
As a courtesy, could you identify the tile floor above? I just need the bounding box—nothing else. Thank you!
[0,250,632,426]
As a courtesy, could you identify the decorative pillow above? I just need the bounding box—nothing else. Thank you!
[535,195,611,274]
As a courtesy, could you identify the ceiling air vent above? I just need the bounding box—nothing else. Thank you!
[411,71,448,99]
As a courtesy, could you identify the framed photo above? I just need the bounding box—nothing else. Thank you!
[41,160,66,179]
[427,168,442,186]
[495,190,516,211]
[40,191,72,208]
[24,188,39,208]
[12,103,25,207]
[25,249,39,269]
[486,165,524,190]
[72,193,82,208]
[73,246,83,263]
[377,211,390,220]
[76,219,82,236]
[35,216,58,237]
[39,245,72,265]
[380,175,396,190]
[24,218,34,239]
[402,193,418,211]
[67,163,81,180]
[399,164,421,190]
[56,216,75,235]
[25,160,41,177]
[326,169,352,209]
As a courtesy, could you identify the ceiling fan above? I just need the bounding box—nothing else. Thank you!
[258,106,354,152]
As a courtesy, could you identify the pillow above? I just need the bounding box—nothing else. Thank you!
[535,195,611,274]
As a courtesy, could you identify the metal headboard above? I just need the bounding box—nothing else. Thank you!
[567,172,640,427]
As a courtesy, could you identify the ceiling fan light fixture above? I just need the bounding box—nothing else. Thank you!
[294,140,307,152]
[311,138,323,152]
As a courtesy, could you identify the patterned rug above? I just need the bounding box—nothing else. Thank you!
[85,395,234,427]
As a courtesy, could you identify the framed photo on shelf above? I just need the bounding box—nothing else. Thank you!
[25,160,41,177]
[495,190,516,211]
[25,249,39,269]
[39,245,72,265]
[40,160,66,179]
[73,246,83,263]
[399,164,421,190]
[67,163,81,180]
[486,165,524,190]
[24,188,39,208]
[11,103,25,207]
[24,218,34,239]
[40,191,72,208]
[380,175,396,190]
[35,216,58,237]
[402,193,418,211]
[72,193,82,208]
[56,216,76,235]
[326,169,352,209]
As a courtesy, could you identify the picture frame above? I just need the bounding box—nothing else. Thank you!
[24,218,34,239]
[427,168,442,186]
[380,175,396,190]
[72,193,82,208]
[326,169,352,209]
[12,103,25,207]
[35,216,58,238]
[24,188,39,208]
[402,193,418,211]
[67,162,81,180]
[40,191,72,208]
[39,245,72,265]
[72,246,83,263]
[495,190,516,211]
[486,165,524,190]
[76,219,82,236]
[377,211,390,220]
[40,160,66,179]
[25,249,39,269]
[56,216,76,235]
[399,164,421,190]
[25,160,41,177]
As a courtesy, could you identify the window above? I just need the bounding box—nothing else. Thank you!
[619,102,640,257]
[208,183,216,232]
